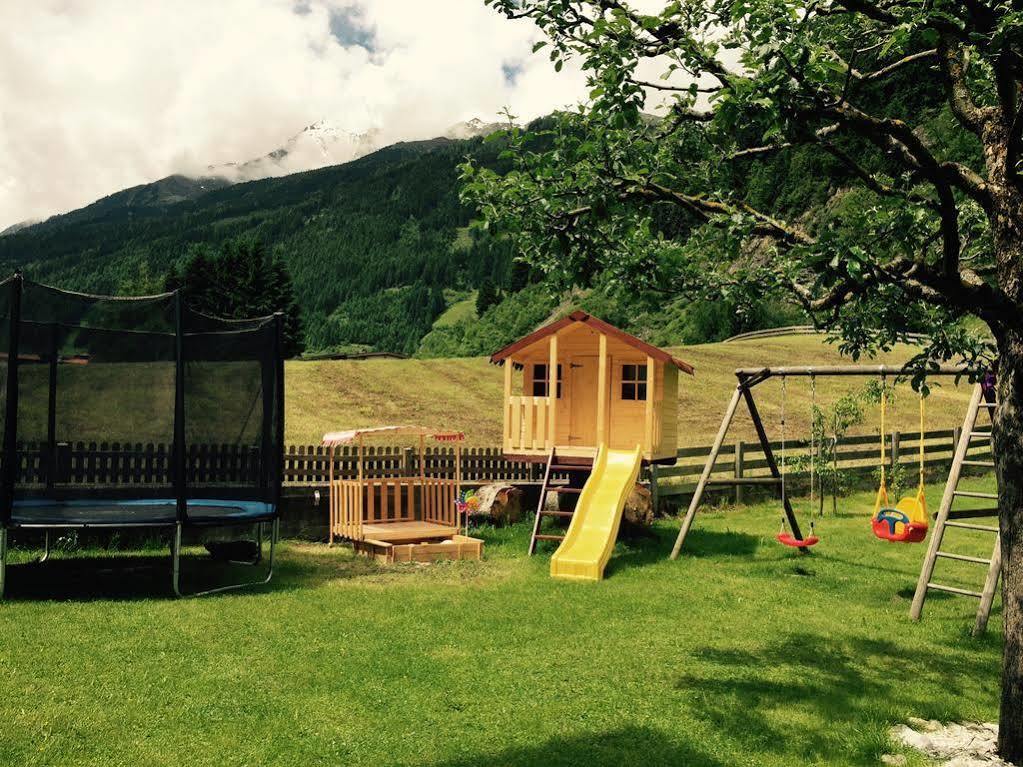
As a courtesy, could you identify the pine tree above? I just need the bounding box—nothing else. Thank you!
[166,238,305,356]
[475,278,500,316]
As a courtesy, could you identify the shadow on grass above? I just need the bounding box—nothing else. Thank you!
[607,525,759,575]
[429,725,724,767]
[674,632,998,763]
[2,552,285,602]
[2,537,432,601]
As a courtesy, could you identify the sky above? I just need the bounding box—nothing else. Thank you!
[0,0,591,230]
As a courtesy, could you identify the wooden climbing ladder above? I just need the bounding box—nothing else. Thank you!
[910,382,1001,635]
[528,449,593,555]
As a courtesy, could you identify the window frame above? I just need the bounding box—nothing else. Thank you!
[620,363,648,401]
[531,363,563,398]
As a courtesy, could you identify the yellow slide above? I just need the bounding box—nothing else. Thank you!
[550,444,643,581]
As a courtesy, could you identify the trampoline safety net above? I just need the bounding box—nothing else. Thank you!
[0,275,284,527]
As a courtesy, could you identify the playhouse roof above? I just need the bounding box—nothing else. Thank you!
[322,426,466,446]
[489,311,695,375]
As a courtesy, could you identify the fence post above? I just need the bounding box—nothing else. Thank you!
[890,430,900,470]
[403,447,414,477]
[734,440,745,505]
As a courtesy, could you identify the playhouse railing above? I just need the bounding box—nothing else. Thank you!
[329,474,459,542]
[505,395,554,453]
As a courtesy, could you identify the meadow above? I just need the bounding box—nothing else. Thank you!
[287,335,981,446]
[0,476,1002,767]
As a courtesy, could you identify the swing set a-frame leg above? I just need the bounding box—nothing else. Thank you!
[671,385,743,559]
[741,385,808,551]
[670,379,808,559]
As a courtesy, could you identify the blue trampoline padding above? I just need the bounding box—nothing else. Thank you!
[11,498,275,526]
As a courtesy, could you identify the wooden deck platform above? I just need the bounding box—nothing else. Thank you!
[359,521,460,543]
[355,534,483,564]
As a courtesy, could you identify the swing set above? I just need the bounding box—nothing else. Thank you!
[870,376,929,543]
[670,363,975,560]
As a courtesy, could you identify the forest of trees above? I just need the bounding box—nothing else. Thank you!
[0,138,522,356]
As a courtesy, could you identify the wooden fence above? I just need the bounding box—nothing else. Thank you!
[7,442,541,488]
[6,428,989,501]
[648,427,992,509]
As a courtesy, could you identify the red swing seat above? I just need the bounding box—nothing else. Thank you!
[776,532,820,548]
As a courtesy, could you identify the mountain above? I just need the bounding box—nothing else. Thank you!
[22,174,235,234]
[0,135,517,355]
[444,118,509,140]
[208,117,507,184]
[0,219,43,237]
[210,120,382,182]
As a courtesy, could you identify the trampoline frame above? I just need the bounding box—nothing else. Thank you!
[0,273,286,599]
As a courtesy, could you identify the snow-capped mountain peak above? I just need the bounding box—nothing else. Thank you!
[209,119,381,182]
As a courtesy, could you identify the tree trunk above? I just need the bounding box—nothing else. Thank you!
[995,333,1023,763]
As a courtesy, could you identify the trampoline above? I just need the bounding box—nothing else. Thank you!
[0,273,285,598]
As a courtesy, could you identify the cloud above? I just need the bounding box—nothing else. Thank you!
[0,0,588,229]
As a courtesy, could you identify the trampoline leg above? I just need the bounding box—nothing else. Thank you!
[174,518,277,598]
[0,527,7,600]
[171,523,183,598]
[37,531,50,564]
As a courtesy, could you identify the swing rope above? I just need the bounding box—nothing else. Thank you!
[879,373,887,490]
[918,389,925,491]
[809,374,816,518]
[870,376,929,543]
[780,375,787,509]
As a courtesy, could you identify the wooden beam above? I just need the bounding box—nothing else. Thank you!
[670,385,744,559]
[328,445,335,546]
[503,360,512,452]
[357,435,365,541]
[644,355,655,455]
[456,442,463,534]
[548,335,558,449]
[597,333,608,446]
[735,364,979,384]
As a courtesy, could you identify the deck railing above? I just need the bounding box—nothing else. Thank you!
[329,475,459,541]
[505,395,553,453]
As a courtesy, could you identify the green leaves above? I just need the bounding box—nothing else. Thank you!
[468,0,1012,367]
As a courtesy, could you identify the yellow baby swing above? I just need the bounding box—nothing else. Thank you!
[871,378,929,543]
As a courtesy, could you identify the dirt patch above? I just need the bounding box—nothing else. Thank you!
[887,719,1016,766]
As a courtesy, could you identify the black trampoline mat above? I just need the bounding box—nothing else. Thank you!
[11,498,274,526]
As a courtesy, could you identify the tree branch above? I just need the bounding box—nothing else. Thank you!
[937,34,995,137]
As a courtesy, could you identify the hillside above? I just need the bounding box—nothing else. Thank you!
[0,137,515,355]
[284,335,978,447]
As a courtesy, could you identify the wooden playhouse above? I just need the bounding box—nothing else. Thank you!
[490,312,694,463]
[323,426,483,563]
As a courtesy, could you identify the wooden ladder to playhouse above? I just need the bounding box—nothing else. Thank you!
[528,448,594,555]
[910,382,1001,635]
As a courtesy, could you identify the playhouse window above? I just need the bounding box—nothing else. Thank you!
[621,364,647,401]
[531,364,562,397]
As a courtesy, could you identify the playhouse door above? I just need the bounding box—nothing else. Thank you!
[568,356,601,446]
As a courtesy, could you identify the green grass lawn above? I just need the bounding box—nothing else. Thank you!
[0,476,1002,767]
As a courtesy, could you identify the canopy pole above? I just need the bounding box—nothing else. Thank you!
[328,444,335,546]
[46,322,58,492]
[173,290,186,524]
[1,272,22,528]
[273,313,285,520]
